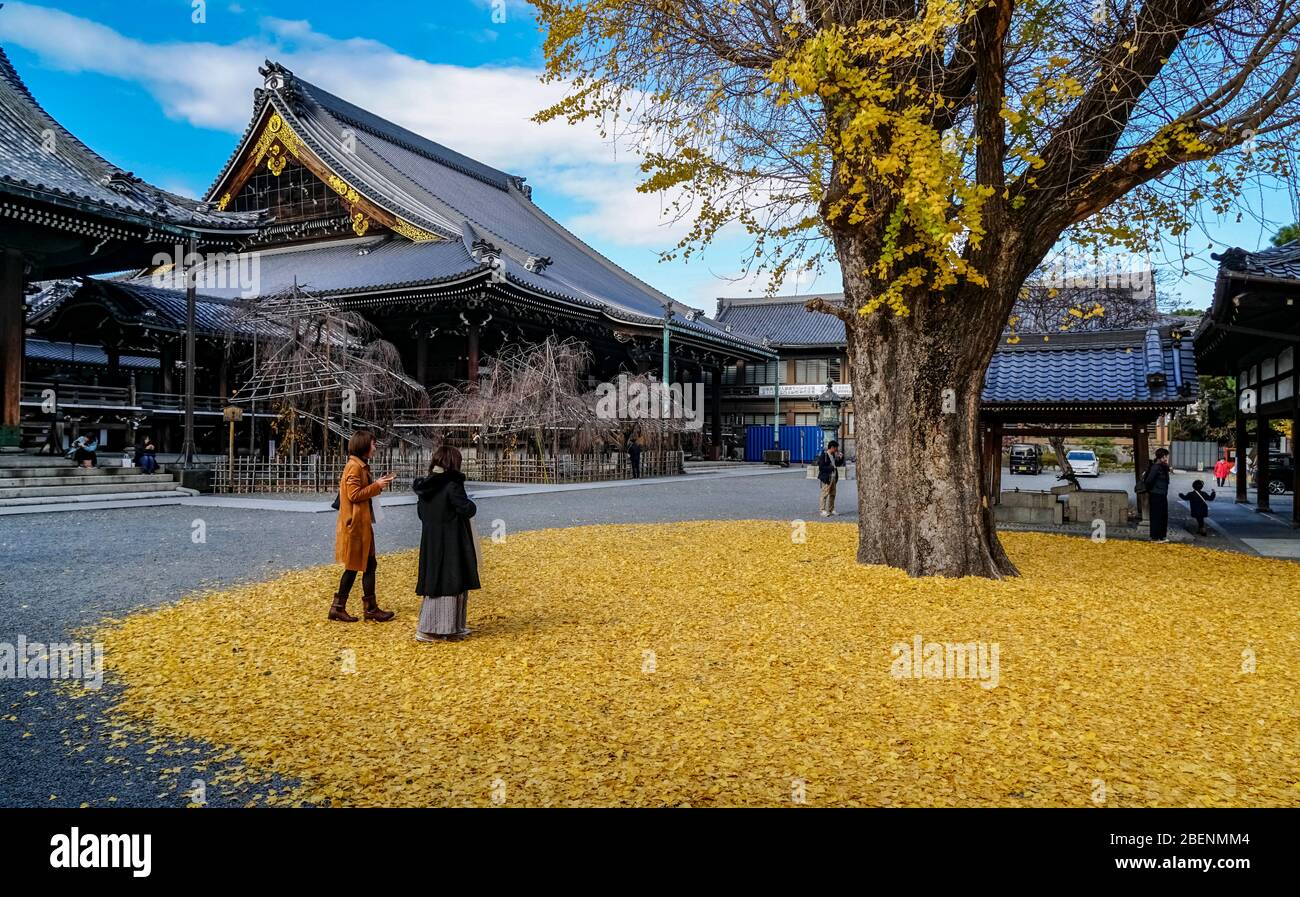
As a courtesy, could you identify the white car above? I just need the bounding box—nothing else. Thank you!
[1065,449,1101,477]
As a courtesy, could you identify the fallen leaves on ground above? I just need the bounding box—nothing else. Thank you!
[91,522,1299,806]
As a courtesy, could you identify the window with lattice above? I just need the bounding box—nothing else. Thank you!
[230,156,348,223]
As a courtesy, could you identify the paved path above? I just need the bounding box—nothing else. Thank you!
[1000,466,1299,559]
[0,464,793,516]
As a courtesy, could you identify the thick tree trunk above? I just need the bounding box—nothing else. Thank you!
[847,309,1017,578]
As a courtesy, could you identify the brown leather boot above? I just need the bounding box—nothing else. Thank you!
[329,593,358,623]
[362,594,395,622]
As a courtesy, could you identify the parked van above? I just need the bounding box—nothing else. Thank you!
[1009,443,1042,475]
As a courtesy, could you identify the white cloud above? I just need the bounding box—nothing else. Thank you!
[0,2,767,279]
[0,2,692,238]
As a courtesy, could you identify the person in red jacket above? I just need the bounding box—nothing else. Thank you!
[1213,457,1230,488]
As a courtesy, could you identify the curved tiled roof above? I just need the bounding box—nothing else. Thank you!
[202,62,767,355]
[25,337,159,370]
[27,277,286,341]
[715,294,847,347]
[1195,240,1300,373]
[983,328,1196,406]
[0,46,260,234]
[135,235,483,300]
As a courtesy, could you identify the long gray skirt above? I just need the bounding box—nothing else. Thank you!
[417,593,468,640]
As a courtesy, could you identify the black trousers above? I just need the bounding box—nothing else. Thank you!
[1148,494,1169,541]
[630,456,641,478]
[338,552,377,599]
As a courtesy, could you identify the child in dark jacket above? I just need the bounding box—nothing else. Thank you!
[1178,479,1216,535]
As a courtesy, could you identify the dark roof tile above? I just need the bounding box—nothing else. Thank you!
[202,63,766,353]
[715,294,847,347]
[0,47,260,233]
[25,337,158,369]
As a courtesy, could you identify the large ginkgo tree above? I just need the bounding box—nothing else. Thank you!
[532,0,1300,577]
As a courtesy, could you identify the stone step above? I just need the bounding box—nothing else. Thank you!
[0,475,178,499]
[0,455,77,469]
[0,471,170,489]
[0,489,189,510]
[0,465,152,479]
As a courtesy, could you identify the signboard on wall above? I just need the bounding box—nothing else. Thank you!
[757,384,853,399]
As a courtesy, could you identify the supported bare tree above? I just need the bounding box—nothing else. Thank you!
[533,0,1300,576]
[229,284,427,454]
[431,336,693,457]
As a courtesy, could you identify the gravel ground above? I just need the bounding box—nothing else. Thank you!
[0,465,1275,807]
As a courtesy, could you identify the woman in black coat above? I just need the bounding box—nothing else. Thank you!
[413,445,480,642]
[1142,447,1172,542]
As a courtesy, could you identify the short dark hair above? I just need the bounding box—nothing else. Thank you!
[827,440,839,449]
[1193,479,1205,490]
[1155,448,1170,459]
[347,429,375,458]
[430,444,463,473]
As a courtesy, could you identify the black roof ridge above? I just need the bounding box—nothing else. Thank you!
[289,71,520,193]
[504,180,682,314]
[1213,239,1300,268]
[275,92,462,239]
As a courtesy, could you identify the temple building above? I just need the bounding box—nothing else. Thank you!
[21,61,772,457]
[1195,242,1300,525]
[0,47,259,451]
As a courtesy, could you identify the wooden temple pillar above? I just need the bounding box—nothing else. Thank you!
[467,322,483,388]
[980,424,994,503]
[1255,416,1271,512]
[977,423,987,499]
[0,249,24,450]
[1132,422,1149,521]
[218,348,229,401]
[105,344,121,386]
[709,365,723,460]
[979,421,1000,505]
[416,330,429,387]
[1235,411,1249,503]
[992,423,1003,502]
[158,340,176,452]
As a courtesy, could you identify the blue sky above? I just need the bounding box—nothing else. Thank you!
[1,0,1294,311]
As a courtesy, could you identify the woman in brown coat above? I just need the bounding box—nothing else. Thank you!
[331,429,396,623]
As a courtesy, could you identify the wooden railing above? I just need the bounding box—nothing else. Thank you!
[211,451,686,493]
[135,392,228,413]
[22,381,133,408]
[22,382,228,414]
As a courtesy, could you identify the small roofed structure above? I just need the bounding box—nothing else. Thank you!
[1195,241,1300,524]
[980,325,1197,506]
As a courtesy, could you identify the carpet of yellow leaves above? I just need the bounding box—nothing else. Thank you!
[94,522,1299,807]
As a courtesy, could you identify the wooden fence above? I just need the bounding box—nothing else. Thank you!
[212,450,685,493]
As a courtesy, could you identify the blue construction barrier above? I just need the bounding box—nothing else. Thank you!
[744,425,827,463]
